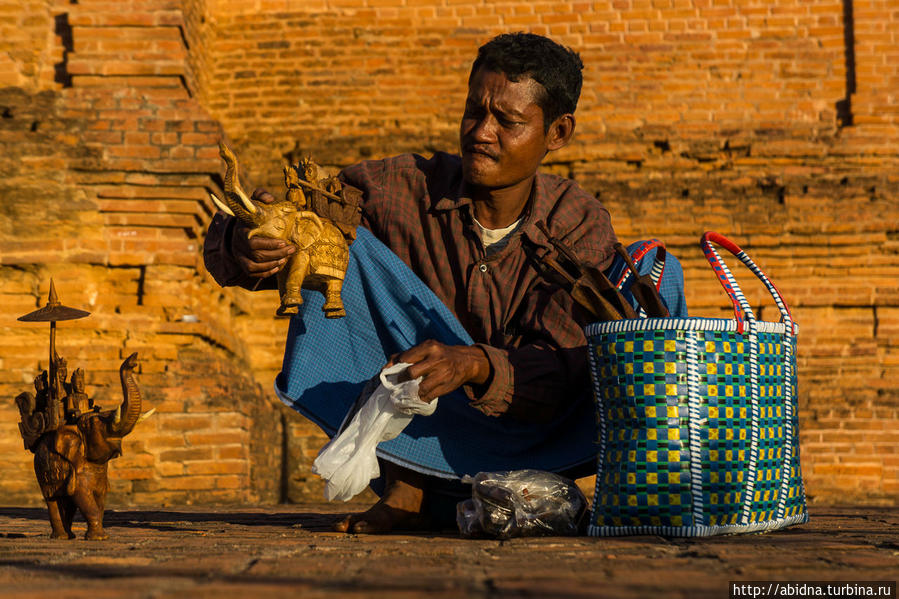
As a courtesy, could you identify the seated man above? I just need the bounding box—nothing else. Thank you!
[204,32,686,533]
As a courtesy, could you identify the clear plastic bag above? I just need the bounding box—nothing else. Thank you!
[456,470,587,539]
[312,363,436,501]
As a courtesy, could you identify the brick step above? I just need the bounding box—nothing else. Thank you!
[72,76,188,91]
[68,58,185,78]
[96,156,221,174]
[102,212,199,229]
[69,10,183,28]
[74,34,186,54]
[97,199,205,215]
[95,185,208,201]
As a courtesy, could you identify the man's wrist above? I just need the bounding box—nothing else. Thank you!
[466,345,492,386]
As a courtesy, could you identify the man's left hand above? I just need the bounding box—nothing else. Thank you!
[388,340,490,402]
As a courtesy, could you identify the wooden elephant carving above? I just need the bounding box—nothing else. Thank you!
[210,143,361,318]
[16,352,145,540]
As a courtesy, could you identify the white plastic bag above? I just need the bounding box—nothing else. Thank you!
[311,362,437,501]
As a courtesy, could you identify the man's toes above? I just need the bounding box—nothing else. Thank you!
[334,511,388,535]
[333,515,353,533]
[351,520,371,534]
[351,517,389,534]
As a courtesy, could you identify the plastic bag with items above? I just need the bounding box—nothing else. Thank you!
[456,470,588,538]
[312,362,436,501]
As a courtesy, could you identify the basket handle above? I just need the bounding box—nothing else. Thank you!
[701,231,794,335]
[614,239,666,291]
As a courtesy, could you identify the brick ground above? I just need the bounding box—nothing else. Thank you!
[0,504,896,598]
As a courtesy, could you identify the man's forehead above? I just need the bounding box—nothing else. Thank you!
[470,66,538,87]
[466,68,543,106]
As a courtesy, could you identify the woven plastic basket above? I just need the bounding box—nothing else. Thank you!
[585,232,808,537]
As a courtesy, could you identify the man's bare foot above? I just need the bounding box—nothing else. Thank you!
[334,464,429,534]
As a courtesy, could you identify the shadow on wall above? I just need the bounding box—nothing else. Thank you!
[53,13,73,88]
[836,0,855,127]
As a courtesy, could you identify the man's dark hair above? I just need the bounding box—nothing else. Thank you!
[469,32,584,130]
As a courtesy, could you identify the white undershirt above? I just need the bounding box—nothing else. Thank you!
[473,216,522,256]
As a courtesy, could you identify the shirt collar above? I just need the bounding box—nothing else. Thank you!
[436,169,552,215]
[519,174,556,251]
[433,176,473,212]
[434,169,557,251]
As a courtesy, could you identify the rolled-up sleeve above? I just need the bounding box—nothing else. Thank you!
[462,284,596,423]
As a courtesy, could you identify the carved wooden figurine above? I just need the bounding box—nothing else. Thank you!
[15,281,149,540]
[210,143,361,318]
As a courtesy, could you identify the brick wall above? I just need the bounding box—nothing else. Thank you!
[0,0,285,506]
[851,0,899,132]
[0,0,896,507]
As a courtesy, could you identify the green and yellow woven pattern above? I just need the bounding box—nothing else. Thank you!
[586,320,805,536]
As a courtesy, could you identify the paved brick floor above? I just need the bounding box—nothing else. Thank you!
[0,504,896,598]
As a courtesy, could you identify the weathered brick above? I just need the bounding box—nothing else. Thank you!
[184,461,247,475]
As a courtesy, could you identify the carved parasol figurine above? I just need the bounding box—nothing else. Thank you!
[15,280,150,540]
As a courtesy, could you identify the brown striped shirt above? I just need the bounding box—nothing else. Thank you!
[204,151,617,421]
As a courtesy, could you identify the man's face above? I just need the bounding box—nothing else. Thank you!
[459,68,551,190]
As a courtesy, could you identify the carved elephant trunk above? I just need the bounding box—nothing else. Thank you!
[212,142,264,228]
[109,352,141,438]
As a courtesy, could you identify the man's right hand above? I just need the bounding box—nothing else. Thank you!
[230,188,296,279]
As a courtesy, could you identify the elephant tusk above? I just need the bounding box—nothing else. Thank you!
[136,408,156,425]
[113,405,121,425]
[233,186,258,215]
[210,193,235,217]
